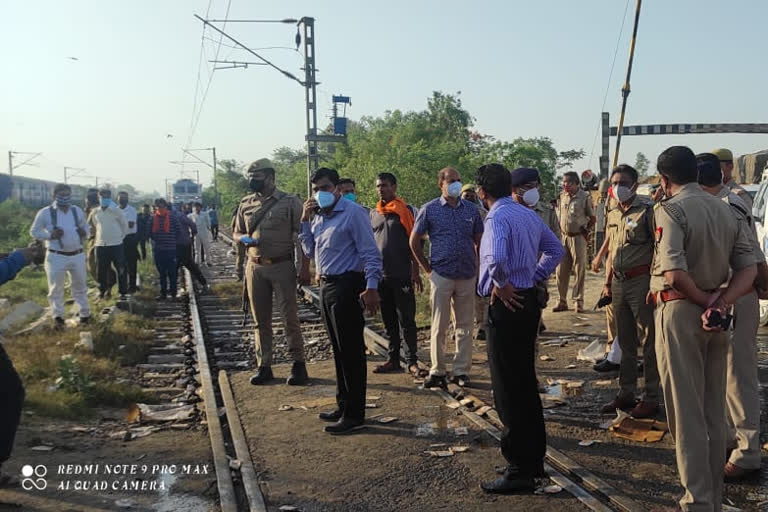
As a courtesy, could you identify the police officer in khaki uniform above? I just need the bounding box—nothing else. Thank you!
[554,171,595,313]
[696,152,767,481]
[231,203,246,281]
[599,164,659,418]
[233,159,311,386]
[460,184,489,340]
[592,186,621,371]
[650,146,756,512]
[713,148,753,212]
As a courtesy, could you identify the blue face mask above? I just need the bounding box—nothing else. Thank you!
[55,195,72,207]
[314,190,336,209]
[343,192,357,202]
[447,181,463,198]
[100,198,111,207]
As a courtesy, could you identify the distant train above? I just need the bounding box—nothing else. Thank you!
[0,173,87,208]
[171,178,202,209]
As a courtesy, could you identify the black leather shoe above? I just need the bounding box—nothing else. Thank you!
[318,409,343,422]
[593,357,620,373]
[495,464,547,479]
[480,475,536,494]
[286,361,308,386]
[79,316,90,325]
[323,417,365,435]
[451,374,471,387]
[476,329,486,340]
[53,317,65,330]
[423,374,448,389]
[249,366,274,385]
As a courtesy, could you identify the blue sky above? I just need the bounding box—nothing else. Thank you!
[2,0,767,195]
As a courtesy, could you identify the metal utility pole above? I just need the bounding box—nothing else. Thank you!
[7,150,42,176]
[64,166,86,184]
[301,17,319,197]
[612,0,642,169]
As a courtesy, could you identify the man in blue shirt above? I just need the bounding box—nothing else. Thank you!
[0,244,43,486]
[299,167,382,434]
[410,167,483,389]
[475,163,563,494]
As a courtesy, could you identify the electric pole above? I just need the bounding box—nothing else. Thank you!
[64,166,86,184]
[613,0,642,168]
[7,150,42,176]
[301,17,319,197]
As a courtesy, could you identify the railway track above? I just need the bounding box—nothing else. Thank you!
[203,229,643,512]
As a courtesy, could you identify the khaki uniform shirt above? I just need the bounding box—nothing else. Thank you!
[234,189,303,260]
[716,187,764,264]
[606,195,655,273]
[557,189,594,235]
[534,202,561,240]
[650,183,755,293]
[725,179,754,213]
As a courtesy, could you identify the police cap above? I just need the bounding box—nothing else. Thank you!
[711,148,733,162]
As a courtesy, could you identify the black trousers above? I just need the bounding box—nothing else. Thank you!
[123,233,139,290]
[138,237,147,260]
[176,244,207,286]
[211,224,218,240]
[96,244,128,295]
[319,272,366,421]
[0,343,24,464]
[379,277,418,364]
[486,290,546,477]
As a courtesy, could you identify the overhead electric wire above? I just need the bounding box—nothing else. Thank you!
[185,0,214,153]
[587,0,632,170]
[187,0,232,151]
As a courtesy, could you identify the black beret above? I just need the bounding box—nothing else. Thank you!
[510,167,540,187]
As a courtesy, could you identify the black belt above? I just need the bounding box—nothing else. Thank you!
[248,254,292,265]
[319,271,364,283]
[48,248,83,256]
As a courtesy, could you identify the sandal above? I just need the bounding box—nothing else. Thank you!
[373,360,402,373]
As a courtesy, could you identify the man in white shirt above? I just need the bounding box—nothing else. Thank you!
[30,183,90,328]
[189,202,212,266]
[88,189,129,299]
[118,191,139,292]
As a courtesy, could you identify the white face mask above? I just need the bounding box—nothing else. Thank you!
[522,188,540,207]
[613,185,634,203]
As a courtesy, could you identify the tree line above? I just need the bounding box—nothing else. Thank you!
[203,91,587,217]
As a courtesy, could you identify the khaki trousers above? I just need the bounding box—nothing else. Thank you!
[235,244,246,279]
[429,271,475,376]
[556,234,587,306]
[612,275,659,401]
[726,290,761,469]
[655,300,727,512]
[245,259,305,367]
[474,295,489,331]
[605,265,617,348]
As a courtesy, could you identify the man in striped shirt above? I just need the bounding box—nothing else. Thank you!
[475,163,563,494]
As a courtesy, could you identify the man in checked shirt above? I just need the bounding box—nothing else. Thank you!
[474,163,564,494]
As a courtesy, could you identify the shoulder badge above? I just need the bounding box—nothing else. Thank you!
[655,226,662,243]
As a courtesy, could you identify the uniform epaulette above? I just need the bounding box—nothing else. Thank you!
[660,202,686,226]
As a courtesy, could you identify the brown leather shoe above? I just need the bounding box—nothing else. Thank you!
[574,303,584,313]
[600,395,636,414]
[724,462,759,482]
[630,400,659,419]
[373,360,402,373]
[552,302,569,312]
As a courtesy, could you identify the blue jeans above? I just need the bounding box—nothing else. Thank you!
[154,249,177,296]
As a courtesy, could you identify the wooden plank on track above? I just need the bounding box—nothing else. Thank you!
[218,370,267,512]
[186,270,238,512]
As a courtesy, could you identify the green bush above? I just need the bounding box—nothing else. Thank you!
[0,200,36,252]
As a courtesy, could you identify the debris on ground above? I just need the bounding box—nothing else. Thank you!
[279,506,299,512]
[424,450,454,457]
[539,355,554,361]
[278,405,293,411]
[538,484,563,494]
[576,339,606,362]
[600,409,631,429]
[592,379,614,387]
[30,445,54,451]
[377,416,397,424]
[454,427,469,436]
[610,416,668,442]
[474,405,492,416]
[566,364,577,369]
[578,440,598,447]
[450,445,470,453]
[115,498,136,508]
[365,403,379,408]
[128,403,196,422]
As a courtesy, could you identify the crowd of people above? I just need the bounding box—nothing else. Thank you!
[231,148,763,510]
[0,144,761,510]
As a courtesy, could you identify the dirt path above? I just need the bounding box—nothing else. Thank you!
[231,362,587,512]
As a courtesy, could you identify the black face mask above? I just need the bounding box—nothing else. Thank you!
[119,200,128,207]
[249,178,265,192]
